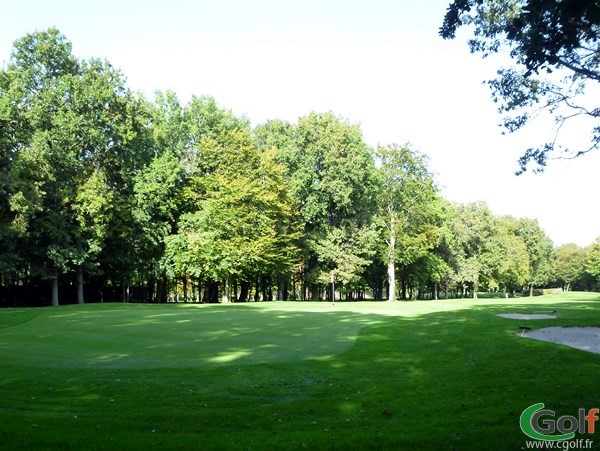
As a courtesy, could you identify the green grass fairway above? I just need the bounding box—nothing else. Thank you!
[0,303,383,368]
[1,293,599,450]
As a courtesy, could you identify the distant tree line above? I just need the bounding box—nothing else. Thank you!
[0,29,599,306]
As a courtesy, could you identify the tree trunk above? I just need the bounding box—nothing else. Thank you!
[254,277,262,302]
[148,277,156,303]
[262,276,271,301]
[433,283,438,300]
[277,276,285,301]
[387,216,396,301]
[183,275,188,302]
[203,279,212,303]
[77,265,85,304]
[222,277,230,303]
[310,284,320,301]
[122,283,130,303]
[529,283,534,297]
[387,258,395,301]
[51,272,59,307]
[157,274,168,303]
[410,287,418,300]
[373,280,381,301]
[238,280,249,302]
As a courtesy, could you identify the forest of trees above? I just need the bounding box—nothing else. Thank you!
[1,29,599,307]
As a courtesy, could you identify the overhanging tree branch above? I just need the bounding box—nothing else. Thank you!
[441,0,600,174]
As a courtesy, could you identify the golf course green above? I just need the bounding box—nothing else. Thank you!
[1,293,599,449]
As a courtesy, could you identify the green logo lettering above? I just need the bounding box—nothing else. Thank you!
[520,403,576,441]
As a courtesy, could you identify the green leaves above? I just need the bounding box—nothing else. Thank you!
[555,243,589,290]
[308,223,378,286]
[155,109,301,292]
[377,144,439,262]
[265,112,380,294]
[586,238,600,282]
[292,113,377,228]
[375,144,441,299]
[0,28,151,304]
[445,202,505,296]
[9,28,79,97]
[74,171,114,259]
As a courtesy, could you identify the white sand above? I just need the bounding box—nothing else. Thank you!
[523,327,600,354]
[497,313,557,320]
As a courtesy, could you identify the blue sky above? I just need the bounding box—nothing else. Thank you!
[2,0,599,246]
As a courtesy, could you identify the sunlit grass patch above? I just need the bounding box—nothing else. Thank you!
[0,303,384,368]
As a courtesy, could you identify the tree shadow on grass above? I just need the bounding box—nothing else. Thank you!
[315,299,600,449]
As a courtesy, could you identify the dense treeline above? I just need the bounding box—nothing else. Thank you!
[0,29,599,306]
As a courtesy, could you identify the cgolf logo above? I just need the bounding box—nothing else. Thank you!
[520,403,598,441]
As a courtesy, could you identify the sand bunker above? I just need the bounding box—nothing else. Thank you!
[497,313,557,320]
[523,327,600,354]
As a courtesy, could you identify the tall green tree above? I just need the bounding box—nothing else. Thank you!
[133,150,187,302]
[555,243,589,291]
[494,216,531,295]
[280,112,379,299]
[132,91,194,301]
[4,29,81,305]
[164,129,300,302]
[0,68,25,280]
[445,202,501,298]
[66,58,145,304]
[515,218,555,295]
[376,144,439,301]
[4,29,148,305]
[132,92,250,302]
[586,237,600,286]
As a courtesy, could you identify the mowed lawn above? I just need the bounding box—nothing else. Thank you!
[0,293,599,450]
